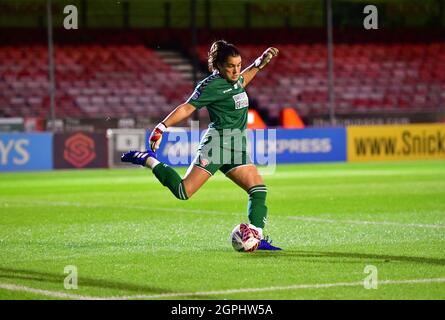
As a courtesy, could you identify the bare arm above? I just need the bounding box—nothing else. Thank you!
[162,103,196,128]
[241,64,260,88]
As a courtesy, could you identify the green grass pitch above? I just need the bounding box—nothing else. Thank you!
[0,160,444,300]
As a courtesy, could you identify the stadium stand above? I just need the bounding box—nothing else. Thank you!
[1,42,444,123]
[198,43,445,121]
[0,45,193,119]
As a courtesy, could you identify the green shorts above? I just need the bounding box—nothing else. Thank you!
[193,128,253,176]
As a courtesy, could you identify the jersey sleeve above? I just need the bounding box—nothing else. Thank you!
[186,80,219,109]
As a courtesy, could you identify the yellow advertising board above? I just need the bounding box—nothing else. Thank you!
[347,124,445,162]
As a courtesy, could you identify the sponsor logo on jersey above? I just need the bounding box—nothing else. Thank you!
[223,88,233,93]
[232,92,249,109]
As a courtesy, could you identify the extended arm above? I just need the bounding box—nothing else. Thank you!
[149,102,196,151]
[162,103,196,128]
[240,64,261,88]
[241,47,279,87]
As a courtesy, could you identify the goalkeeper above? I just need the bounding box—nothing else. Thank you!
[122,40,281,250]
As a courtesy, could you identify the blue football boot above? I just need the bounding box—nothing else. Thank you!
[121,150,156,167]
[257,236,282,251]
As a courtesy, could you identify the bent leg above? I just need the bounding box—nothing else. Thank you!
[151,162,211,200]
[152,163,189,200]
[122,150,210,200]
[182,165,212,198]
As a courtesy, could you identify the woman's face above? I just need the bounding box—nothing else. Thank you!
[219,55,242,82]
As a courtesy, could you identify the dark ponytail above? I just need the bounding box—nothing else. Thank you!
[207,40,240,72]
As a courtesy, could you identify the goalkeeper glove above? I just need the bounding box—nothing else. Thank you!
[148,122,167,152]
[254,47,279,70]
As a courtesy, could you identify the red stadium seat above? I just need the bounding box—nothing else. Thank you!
[1,42,444,120]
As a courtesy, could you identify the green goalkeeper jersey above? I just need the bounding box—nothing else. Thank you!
[187,72,249,131]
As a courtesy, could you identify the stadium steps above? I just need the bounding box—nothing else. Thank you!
[156,50,206,81]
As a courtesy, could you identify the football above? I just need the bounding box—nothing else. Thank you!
[230,223,261,252]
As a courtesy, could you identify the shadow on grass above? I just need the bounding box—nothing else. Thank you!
[0,267,214,299]
[245,250,445,266]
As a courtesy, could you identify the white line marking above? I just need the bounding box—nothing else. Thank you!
[3,199,444,229]
[1,278,444,300]
[0,283,100,300]
[288,216,445,229]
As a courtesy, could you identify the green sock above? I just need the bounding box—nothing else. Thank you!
[152,163,188,200]
[247,184,268,228]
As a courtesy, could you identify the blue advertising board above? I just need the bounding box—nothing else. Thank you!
[0,133,53,172]
[147,128,346,167]
[272,128,346,163]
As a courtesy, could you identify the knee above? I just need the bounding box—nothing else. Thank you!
[175,181,190,201]
[180,181,193,200]
[182,180,202,200]
[181,188,193,200]
[175,193,189,201]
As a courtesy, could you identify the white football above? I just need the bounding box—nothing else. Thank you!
[230,223,261,252]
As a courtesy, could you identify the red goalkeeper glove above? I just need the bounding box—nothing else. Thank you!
[148,122,167,152]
